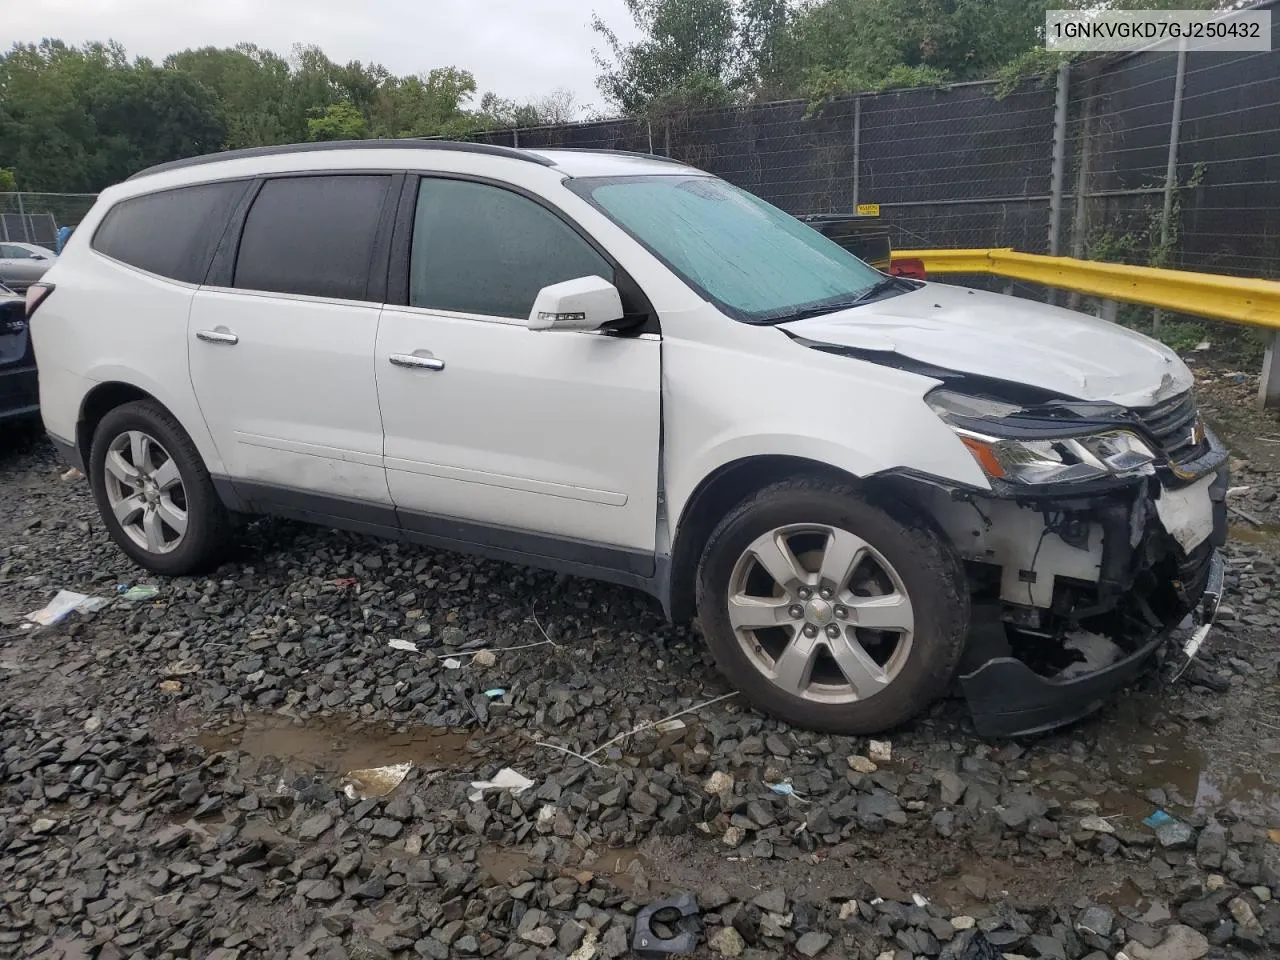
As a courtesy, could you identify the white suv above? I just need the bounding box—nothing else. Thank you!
[30,140,1228,737]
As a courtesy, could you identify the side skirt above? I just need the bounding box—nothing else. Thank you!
[214,478,667,604]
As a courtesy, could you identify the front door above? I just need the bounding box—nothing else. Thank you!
[375,176,661,571]
[189,174,397,518]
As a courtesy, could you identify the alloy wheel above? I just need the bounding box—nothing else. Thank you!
[726,523,915,704]
[102,430,189,555]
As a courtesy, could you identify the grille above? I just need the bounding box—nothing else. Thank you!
[1134,391,1206,465]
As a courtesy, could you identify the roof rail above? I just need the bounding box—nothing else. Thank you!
[127,139,554,181]
[537,147,686,165]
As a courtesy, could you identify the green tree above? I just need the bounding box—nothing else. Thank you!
[164,44,296,146]
[477,88,579,128]
[592,0,740,115]
[0,41,99,190]
[369,67,481,137]
[85,67,226,184]
[777,0,1051,101]
[306,100,368,140]
[591,0,1236,110]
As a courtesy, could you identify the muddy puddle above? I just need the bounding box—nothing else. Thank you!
[478,844,661,895]
[1028,698,1280,829]
[198,712,474,780]
[1229,523,1280,544]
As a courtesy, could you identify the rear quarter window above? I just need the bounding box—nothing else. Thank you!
[91,181,248,283]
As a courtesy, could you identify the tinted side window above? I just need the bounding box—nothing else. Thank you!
[410,178,611,319]
[234,175,390,301]
[91,181,246,283]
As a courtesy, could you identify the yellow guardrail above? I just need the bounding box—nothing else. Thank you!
[893,248,1280,330]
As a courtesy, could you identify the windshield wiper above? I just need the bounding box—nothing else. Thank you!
[852,274,915,303]
[767,298,870,323]
[761,275,917,324]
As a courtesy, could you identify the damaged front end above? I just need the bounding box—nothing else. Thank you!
[891,384,1228,737]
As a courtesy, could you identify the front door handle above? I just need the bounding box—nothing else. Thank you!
[196,328,239,345]
[390,353,445,371]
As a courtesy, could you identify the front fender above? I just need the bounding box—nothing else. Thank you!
[662,334,990,528]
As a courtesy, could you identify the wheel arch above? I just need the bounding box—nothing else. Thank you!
[77,381,157,467]
[663,456,970,623]
[76,376,225,479]
[664,455,858,622]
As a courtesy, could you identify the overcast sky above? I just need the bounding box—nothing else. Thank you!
[8,0,642,117]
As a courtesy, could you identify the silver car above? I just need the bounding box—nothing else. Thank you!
[0,242,56,291]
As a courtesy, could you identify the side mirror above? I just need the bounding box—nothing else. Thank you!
[527,275,623,332]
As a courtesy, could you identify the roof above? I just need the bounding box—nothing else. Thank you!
[127,139,696,183]
[527,148,690,177]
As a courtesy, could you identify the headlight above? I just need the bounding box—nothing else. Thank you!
[928,389,1157,485]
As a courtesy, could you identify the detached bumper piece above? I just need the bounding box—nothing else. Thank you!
[961,548,1226,738]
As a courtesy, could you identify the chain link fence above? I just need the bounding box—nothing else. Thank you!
[0,193,99,247]
[477,5,1280,296]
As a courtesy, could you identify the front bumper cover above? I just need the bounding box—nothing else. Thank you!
[962,551,1225,737]
[957,438,1230,738]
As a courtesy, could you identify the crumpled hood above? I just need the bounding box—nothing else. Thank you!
[782,283,1193,407]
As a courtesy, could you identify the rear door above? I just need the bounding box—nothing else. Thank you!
[189,173,400,521]
[375,175,661,570]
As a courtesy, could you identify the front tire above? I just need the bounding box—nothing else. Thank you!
[695,478,969,734]
[89,400,231,576]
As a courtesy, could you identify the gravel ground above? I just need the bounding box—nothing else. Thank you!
[3,366,1280,960]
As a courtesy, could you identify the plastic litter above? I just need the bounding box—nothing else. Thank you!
[343,762,412,800]
[25,590,110,626]
[767,782,796,796]
[868,740,892,763]
[441,657,463,670]
[468,767,534,801]
[119,585,159,601]
[483,688,506,698]
[61,467,83,481]
[1143,809,1175,829]
[633,891,699,955]
[1059,630,1123,679]
[387,639,418,653]
[655,718,687,733]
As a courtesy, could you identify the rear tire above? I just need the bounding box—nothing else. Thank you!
[89,400,231,576]
[695,477,969,734]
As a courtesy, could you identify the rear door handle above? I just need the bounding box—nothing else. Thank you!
[196,329,239,345]
[390,353,445,371]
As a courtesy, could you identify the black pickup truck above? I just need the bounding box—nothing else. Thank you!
[798,214,924,279]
